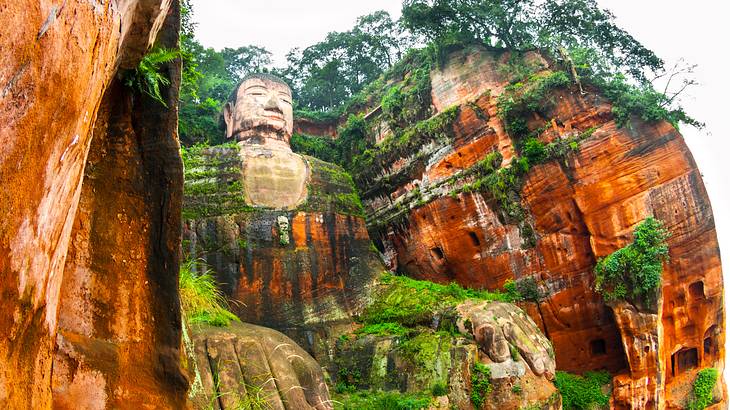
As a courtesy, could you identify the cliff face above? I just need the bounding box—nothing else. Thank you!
[294,117,339,139]
[0,1,185,407]
[343,46,724,409]
[182,146,383,346]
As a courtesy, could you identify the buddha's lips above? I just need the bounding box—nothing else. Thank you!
[263,110,284,120]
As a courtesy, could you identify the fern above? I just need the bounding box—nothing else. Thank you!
[125,47,180,106]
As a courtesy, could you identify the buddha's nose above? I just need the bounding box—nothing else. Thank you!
[264,94,282,112]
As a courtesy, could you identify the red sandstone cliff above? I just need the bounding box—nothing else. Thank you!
[353,46,724,409]
[0,1,186,407]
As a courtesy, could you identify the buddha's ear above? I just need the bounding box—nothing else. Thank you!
[223,102,235,138]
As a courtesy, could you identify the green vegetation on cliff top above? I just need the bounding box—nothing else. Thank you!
[360,273,517,329]
[178,0,700,147]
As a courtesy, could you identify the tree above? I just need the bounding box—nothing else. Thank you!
[283,11,414,111]
[400,0,700,128]
[401,0,662,82]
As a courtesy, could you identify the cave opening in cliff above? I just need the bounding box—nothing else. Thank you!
[430,246,445,260]
[704,325,718,356]
[671,347,699,376]
[689,281,705,299]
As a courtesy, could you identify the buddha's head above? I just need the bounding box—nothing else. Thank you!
[222,73,294,147]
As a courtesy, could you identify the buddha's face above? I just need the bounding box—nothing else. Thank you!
[223,77,294,142]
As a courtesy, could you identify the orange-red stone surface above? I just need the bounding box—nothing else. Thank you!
[361,46,725,409]
[294,117,339,139]
[0,1,185,408]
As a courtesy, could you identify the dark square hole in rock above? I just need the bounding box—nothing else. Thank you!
[672,347,699,376]
[689,281,704,299]
[589,339,606,356]
[704,337,713,355]
[430,246,445,260]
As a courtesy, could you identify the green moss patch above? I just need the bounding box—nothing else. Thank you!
[355,322,410,337]
[298,156,365,217]
[360,273,517,328]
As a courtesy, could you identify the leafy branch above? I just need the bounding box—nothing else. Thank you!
[124,47,180,107]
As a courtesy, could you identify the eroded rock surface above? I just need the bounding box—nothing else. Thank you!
[338,45,724,408]
[457,301,556,379]
[0,0,185,407]
[187,323,332,410]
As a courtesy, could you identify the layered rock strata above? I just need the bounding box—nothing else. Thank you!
[0,0,186,408]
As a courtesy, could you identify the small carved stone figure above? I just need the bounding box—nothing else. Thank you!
[277,215,290,246]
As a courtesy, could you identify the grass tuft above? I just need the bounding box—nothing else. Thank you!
[179,259,239,327]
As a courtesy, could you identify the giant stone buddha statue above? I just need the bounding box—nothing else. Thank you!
[222,73,309,209]
[182,72,382,364]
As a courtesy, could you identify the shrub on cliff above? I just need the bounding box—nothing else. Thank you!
[496,70,571,140]
[687,368,719,410]
[594,217,670,308]
[470,362,493,408]
[124,47,180,107]
[554,370,611,410]
[291,134,341,164]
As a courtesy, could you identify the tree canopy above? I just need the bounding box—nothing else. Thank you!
[177,0,700,146]
[401,0,663,82]
[281,11,414,111]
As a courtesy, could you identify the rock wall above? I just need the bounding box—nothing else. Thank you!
[0,0,185,407]
[182,147,383,346]
[294,117,339,139]
[355,46,724,408]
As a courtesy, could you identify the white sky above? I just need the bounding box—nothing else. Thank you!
[191,0,730,376]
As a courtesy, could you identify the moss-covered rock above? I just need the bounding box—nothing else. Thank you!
[332,275,560,409]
